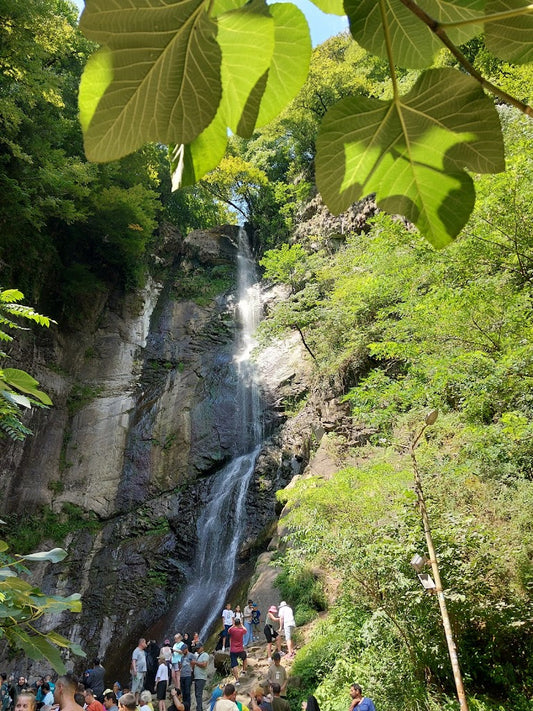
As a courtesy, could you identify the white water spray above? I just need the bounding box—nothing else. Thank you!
[170,229,263,640]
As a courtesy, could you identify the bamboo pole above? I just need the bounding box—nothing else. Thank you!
[410,414,469,711]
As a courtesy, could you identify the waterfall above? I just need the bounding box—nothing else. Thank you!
[170,228,263,640]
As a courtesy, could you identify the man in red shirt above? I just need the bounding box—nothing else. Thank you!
[227,618,247,685]
[84,689,104,711]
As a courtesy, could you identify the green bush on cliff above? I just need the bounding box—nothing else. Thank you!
[4,505,100,556]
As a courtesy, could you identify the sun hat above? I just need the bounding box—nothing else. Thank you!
[268,605,278,613]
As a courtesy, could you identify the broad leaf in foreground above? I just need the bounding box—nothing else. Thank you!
[316,68,505,248]
[308,0,344,15]
[485,0,533,63]
[171,0,310,188]
[79,0,221,162]
[254,3,311,128]
[345,0,485,69]
[170,0,275,188]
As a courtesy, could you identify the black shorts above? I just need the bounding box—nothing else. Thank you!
[157,680,168,700]
[230,651,247,668]
[264,625,278,642]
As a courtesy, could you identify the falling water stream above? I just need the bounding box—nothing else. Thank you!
[171,229,263,640]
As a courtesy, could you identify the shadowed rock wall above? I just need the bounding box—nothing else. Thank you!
[0,225,315,682]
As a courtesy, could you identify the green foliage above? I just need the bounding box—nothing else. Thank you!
[275,567,327,625]
[0,533,85,673]
[4,504,101,556]
[67,383,104,416]
[264,111,533,708]
[172,264,236,306]
[0,289,53,440]
[79,0,532,247]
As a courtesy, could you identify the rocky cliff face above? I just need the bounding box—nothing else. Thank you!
[0,224,319,681]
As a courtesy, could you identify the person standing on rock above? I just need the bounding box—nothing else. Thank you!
[221,603,235,653]
[179,645,195,711]
[266,653,287,696]
[251,603,261,641]
[155,654,169,711]
[243,600,253,646]
[172,634,185,690]
[86,660,106,702]
[277,602,296,658]
[228,618,247,685]
[146,641,160,692]
[160,640,173,677]
[264,606,281,658]
[192,641,209,711]
[131,638,148,704]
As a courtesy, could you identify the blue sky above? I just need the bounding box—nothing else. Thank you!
[72,0,347,46]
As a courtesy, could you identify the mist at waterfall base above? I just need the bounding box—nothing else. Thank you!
[168,230,263,641]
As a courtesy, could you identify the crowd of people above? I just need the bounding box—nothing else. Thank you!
[0,598,375,711]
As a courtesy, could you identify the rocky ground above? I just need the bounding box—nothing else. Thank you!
[211,639,295,706]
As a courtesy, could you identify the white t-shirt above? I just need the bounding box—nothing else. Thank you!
[156,662,169,683]
[278,604,295,628]
[222,608,234,626]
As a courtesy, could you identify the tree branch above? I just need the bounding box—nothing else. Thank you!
[398,0,533,118]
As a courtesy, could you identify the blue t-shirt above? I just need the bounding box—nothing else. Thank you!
[180,652,194,678]
[357,699,376,711]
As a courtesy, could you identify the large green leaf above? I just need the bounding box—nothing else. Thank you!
[316,68,505,248]
[170,0,275,187]
[2,369,52,405]
[345,0,485,69]
[79,47,113,133]
[216,0,274,133]
[79,0,221,162]
[6,627,66,674]
[485,0,533,63]
[253,2,312,128]
[169,113,228,189]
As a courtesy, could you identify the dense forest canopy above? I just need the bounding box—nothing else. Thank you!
[77,0,533,246]
[1,1,533,710]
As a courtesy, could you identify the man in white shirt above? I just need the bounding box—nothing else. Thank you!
[278,602,296,658]
[221,603,234,653]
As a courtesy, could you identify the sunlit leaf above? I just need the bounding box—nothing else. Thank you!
[316,68,504,248]
[254,2,312,128]
[345,0,485,69]
[1,390,32,409]
[2,369,52,405]
[79,0,221,162]
[217,0,275,133]
[171,0,275,187]
[309,0,344,14]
